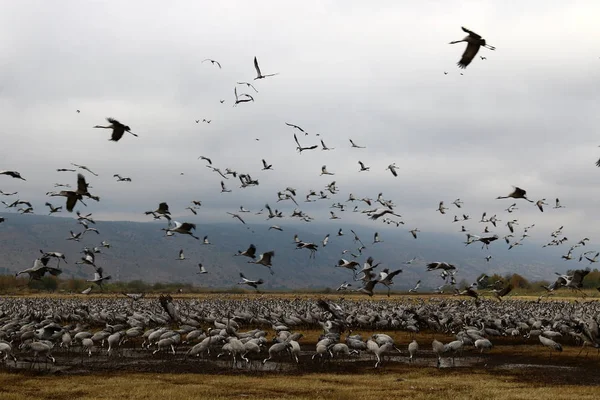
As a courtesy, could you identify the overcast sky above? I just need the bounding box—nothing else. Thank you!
[1,0,600,248]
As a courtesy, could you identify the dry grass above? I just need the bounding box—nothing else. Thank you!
[1,365,598,400]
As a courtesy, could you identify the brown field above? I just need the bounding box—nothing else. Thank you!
[1,349,599,400]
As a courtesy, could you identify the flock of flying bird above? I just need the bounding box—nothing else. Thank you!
[0,27,597,298]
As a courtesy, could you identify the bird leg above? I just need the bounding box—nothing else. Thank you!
[484,44,496,50]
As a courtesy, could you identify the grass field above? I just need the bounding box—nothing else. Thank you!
[1,360,599,400]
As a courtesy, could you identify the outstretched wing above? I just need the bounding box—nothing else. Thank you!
[458,42,480,69]
[461,26,481,39]
[253,56,262,77]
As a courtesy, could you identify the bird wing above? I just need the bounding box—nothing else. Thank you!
[387,269,403,280]
[253,56,262,77]
[461,26,481,39]
[180,222,196,231]
[497,283,513,297]
[513,187,527,197]
[66,195,77,212]
[158,202,170,213]
[458,42,480,69]
[573,269,590,286]
[76,174,88,194]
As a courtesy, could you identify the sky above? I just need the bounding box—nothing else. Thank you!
[1,0,600,251]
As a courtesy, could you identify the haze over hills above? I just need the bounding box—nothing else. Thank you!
[0,212,574,291]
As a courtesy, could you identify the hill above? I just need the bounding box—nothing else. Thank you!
[0,212,570,290]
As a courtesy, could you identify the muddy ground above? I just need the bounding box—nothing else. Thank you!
[5,338,600,387]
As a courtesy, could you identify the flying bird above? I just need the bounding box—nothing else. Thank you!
[177,249,185,260]
[237,81,259,92]
[285,123,307,135]
[162,221,199,240]
[409,280,421,293]
[437,201,449,214]
[496,187,534,203]
[113,174,132,182]
[227,212,246,225]
[386,164,398,177]
[71,163,98,176]
[202,59,222,68]
[0,171,26,180]
[198,156,212,165]
[320,165,334,176]
[449,27,495,69]
[261,159,273,170]
[93,117,137,141]
[236,244,257,259]
[536,199,548,212]
[221,181,231,193]
[47,173,92,212]
[197,264,208,274]
[553,198,565,209]
[358,161,370,172]
[349,139,365,149]
[238,273,263,290]
[234,87,254,105]
[320,139,334,151]
[294,134,318,153]
[253,56,278,80]
[249,251,275,275]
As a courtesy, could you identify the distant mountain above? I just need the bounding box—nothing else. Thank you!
[0,212,570,291]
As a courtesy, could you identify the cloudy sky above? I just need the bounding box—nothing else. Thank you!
[1,0,600,246]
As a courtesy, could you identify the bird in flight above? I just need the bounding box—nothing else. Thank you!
[202,59,222,68]
[285,123,307,135]
[71,163,98,176]
[238,273,263,290]
[198,156,212,165]
[253,56,279,80]
[0,171,26,180]
[93,117,138,142]
[496,187,533,203]
[197,263,207,274]
[237,82,258,93]
[349,139,365,149]
[261,159,273,170]
[234,87,254,105]
[449,27,495,69]
[227,212,246,224]
[320,139,334,151]
[386,164,398,177]
[294,134,318,153]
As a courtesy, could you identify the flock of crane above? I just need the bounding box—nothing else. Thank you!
[1,26,600,374]
[0,295,598,371]
[0,27,597,299]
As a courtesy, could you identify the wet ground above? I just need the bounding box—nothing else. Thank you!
[5,341,600,387]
